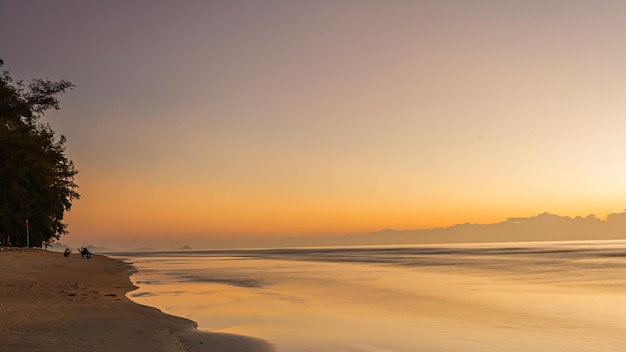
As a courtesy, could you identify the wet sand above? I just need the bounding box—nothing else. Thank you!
[0,247,273,352]
[123,243,626,351]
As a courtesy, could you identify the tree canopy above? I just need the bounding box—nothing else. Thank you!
[0,60,79,247]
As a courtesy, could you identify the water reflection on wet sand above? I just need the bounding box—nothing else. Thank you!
[120,241,626,351]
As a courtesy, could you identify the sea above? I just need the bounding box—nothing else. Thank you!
[112,240,626,351]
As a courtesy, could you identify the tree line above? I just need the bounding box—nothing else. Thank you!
[0,59,79,247]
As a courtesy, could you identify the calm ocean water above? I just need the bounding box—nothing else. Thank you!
[113,240,626,351]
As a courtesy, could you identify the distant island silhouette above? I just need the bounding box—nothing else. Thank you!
[341,211,626,246]
[50,211,626,251]
[260,211,626,248]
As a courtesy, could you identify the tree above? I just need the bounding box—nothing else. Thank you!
[0,60,79,247]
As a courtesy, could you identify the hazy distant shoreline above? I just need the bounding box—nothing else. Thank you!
[67,211,626,252]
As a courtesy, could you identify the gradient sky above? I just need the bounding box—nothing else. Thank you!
[3,0,626,249]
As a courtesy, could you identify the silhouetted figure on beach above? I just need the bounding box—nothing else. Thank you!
[63,248,71,257]
[78,247,92,258]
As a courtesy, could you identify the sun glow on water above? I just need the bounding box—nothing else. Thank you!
[120,241,626,351]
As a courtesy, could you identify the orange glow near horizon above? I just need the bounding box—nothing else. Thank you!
[64,165,626,247]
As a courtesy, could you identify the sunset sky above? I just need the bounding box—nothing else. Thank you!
[3,1,626,249]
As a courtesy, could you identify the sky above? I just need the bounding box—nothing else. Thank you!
[2,0,626,249]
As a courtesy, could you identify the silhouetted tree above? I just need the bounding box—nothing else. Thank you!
[0,60,79,247]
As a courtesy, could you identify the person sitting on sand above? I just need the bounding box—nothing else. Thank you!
[78,247,92,258]
[63,248,72,257]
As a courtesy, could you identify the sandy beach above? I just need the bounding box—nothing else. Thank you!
[0,247,273,352]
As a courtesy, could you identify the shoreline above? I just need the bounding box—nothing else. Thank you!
[0,247,273,352]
